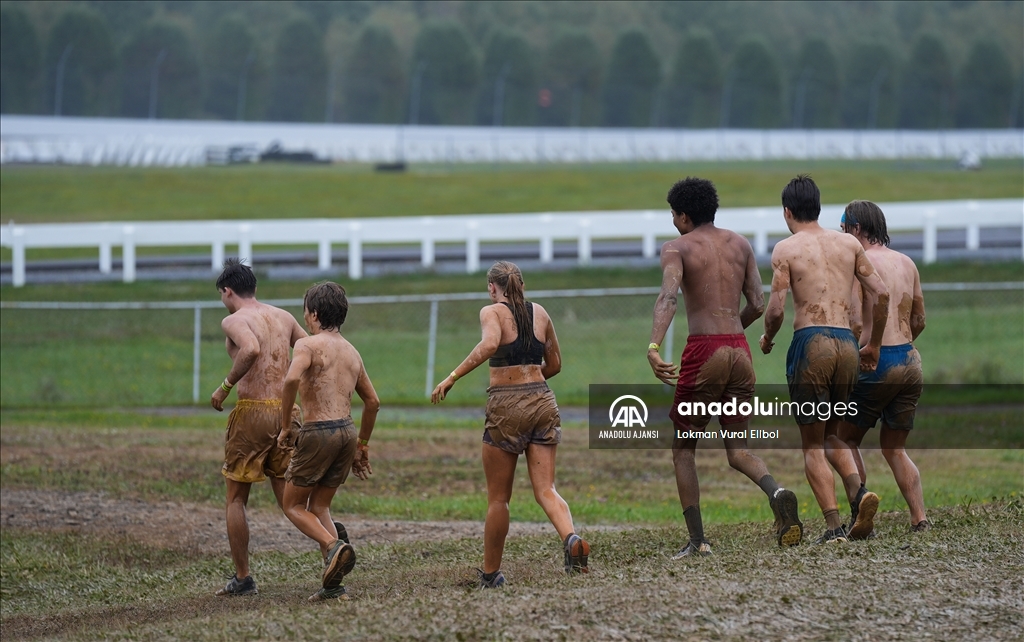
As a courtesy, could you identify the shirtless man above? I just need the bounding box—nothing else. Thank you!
[826,201,930,538]
[648,177,803,556]
[211,258,307,596]
[760,176,890,544]
[279,281,380,601]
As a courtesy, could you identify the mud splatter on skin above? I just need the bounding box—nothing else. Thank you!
[897,293,913,336]
[806,304,828,326]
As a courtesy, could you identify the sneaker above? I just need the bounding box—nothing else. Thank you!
[770,488,803,547]
[563,533,590,574]
[308,585,349,602]
[671,540,712,559]
[215,574,257,596]
[814,526,848,544]
[322,540,356,589]
[476,568,506,589]
[333,521,350,544]
[848,488,879,540]
[911,519,932,533]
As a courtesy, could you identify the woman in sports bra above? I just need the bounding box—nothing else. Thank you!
[431,260,589,588]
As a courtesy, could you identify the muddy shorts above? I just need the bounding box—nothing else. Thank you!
[286,417,358,488]
[669,334,755,430]
[483,382,561,455]
[223,399,301,483]
[848,344,923,431]
[785,326,860,425]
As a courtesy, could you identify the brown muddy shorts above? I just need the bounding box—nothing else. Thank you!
[848,344,923,431]
[483,382,561,455]
[669,334,756,430]
[223,399,301,483]
[286,417,358,488]
[785,326,860,425]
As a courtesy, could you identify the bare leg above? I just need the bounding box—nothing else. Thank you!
[481,443,518,574]
[225,479,253,579]
[880,422,927,525]
[800,420,842,528]
[671,439,700,510]
[269,476,286,510]
[722,426,770,484]
[828,420,870,503]
[281,482,337,556]
[525,443,575,540]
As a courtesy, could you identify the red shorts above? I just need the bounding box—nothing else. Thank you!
[669,334,755,429]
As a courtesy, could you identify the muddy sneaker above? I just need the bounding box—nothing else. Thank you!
[814,526,848,544]
[215,574,257,596]
[563,533,590,574]
[322,540,356,589]
[848,487,879,540]
[770,488,803,547]
[308,585,349,602]
[333,521,350,544]
[476,569,506,589]
[911,520,933,533]
[671,540,712,559]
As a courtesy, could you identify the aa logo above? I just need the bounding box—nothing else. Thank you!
[609,395,648,428]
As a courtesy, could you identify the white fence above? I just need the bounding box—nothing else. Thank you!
[2,116,1023,166]
[1,199,1022,286]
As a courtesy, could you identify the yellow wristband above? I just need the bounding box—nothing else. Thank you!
[220,379,233,393]
[358,438,369,446]
[450,370,460,381]
[648,343,660,351]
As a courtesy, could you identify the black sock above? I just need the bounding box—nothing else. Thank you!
[683,505,705,545]
[757,474,781,499]
[482,569,500,581]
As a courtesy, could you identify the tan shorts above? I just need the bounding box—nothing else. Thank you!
[483,382,561,455]
[286,417,358,488]
[223,399,301,483]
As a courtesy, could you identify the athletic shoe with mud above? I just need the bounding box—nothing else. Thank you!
[215,574,257,596]
[671,540,712,559]
[814,526,849,544]
[333,521,350,544]
[563,533,590,574]
[848,487,880,540]
[476,569,506,589]
[322,540,356,589]
[911,519,933,533]
[770,488,803,547]
[308,585,349,602]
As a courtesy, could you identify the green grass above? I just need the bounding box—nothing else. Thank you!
[3,159,1022,226]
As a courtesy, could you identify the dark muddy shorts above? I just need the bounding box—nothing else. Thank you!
[483,382,561,455]
[669,334,755,430]
[286,417,357,488]
[848,344,923,431]
[223,399,301,483]
[786,326,860,425]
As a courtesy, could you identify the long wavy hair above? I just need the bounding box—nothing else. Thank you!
[487,261,532,349]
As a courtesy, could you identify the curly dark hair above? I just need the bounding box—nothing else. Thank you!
[781,174,821,222]
[304,281,348,331]
[215,258,256,296]
[666,177,719,226]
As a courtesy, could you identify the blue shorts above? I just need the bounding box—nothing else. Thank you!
[848,344,923,431]
[786,326,860,424]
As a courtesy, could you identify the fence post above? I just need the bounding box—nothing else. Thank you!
[318,239,332,270]
[425,299,439,397]
[12,227,25,287]
[193,305,201,403]
[122,225,136,283]
[578,218,592,265]
[466,220,480,273]
[349,222,362,279]
[422,237,434,267]
[99,242,112,274]
[212,241,224,270]
[923,211,937,264]
[966,224,980,251]
[239,224,252,267]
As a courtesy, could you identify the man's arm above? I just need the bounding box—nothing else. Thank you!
[850,280,865,345]
[278,341,311,447]
[647,244,682,384]
[910,264,926,341]
[760,250,790,354]
[351,361,380,480]
[431,306,503,403]
[211,316,261,411]
[739,244,765,329]
[853,246,890,371]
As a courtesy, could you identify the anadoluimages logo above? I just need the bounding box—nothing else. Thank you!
[609,395,648,428]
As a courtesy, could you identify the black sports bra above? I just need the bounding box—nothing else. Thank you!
[489,302,545,367]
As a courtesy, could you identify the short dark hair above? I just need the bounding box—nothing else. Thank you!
[781,174,821,222]
[304,281,348,331]
[666,177,719,226]
[844,200,890,246]
[216,258,256,296]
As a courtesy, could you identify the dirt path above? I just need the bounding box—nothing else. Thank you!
[0,489,617,554]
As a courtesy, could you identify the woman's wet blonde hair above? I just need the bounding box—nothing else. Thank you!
[487,261,532,348]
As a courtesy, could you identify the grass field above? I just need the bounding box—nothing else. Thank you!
[1,409,1021,639]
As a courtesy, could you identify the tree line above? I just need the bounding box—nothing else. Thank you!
[1,2,1021,129]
